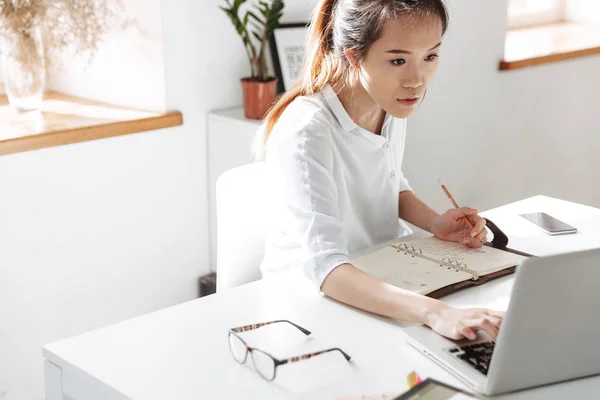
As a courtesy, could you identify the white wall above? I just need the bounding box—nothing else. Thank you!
[3,1,201,399]
[403,0,600,214]
[48,0,166,111]
[566,0,600,23]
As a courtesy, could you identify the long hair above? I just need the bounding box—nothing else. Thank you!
[255,0,448,159]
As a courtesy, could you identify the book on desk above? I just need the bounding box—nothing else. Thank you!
[352,235,529,299]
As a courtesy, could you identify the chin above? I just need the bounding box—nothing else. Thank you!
[386,104,416,119]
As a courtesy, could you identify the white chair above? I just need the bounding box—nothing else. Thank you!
[215,162,268,292]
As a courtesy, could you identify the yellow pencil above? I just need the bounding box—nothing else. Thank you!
[437,179,476,233]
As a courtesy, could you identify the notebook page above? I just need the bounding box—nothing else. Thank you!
[352,246,473,295]
[398,237,528,275]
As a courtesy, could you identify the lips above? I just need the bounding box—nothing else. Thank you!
[398,97,420,106]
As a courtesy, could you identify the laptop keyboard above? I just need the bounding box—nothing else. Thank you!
[446,341,495,376]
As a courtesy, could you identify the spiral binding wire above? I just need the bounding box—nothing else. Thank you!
[396,243,422,257]
[396,243,480,280]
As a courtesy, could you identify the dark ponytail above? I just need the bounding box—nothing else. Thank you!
[257,0,342,158]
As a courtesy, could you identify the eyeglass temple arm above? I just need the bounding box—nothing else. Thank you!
[277,347,352,366]
[230,320,311,335]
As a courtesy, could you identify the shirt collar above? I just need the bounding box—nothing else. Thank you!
[321,84,394,138]
[321,84,358,133]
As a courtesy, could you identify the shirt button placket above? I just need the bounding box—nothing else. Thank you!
[383,141,396,180]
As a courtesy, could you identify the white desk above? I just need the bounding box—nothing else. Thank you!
[43,196,600,400]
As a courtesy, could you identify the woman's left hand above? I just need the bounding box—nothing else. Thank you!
[431,207,487,248]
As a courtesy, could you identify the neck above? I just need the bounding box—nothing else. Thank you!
[333,79,386,135]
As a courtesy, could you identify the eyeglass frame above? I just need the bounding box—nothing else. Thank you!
[228,319,352,381]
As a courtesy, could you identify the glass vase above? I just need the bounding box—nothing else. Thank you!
[1,25,46,112]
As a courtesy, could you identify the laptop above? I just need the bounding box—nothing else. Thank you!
[403,248,600,396]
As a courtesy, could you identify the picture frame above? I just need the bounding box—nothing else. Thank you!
[269,22,310,94]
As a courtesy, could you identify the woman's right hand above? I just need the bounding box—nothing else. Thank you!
[424,304,504,341]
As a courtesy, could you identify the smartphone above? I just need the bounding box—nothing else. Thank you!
[519,212,577,235]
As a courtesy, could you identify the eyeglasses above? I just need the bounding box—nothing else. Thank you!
[228,320,352,381]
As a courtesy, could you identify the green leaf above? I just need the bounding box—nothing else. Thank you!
[247,11,265,25]
[252,32,263,43]
[250,21,263,33]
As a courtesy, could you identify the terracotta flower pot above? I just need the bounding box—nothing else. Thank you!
[241,78,278,120]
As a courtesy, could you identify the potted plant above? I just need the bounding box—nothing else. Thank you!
[221,0,284,119]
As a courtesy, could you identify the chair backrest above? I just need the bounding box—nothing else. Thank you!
[216,162,267,292]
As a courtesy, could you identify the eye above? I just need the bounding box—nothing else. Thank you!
[391,58,406,66]
[425,54,439,61]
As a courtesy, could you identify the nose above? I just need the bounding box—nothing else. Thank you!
[402,65,425,89]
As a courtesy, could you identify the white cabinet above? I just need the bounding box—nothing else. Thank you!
[207,107,262,271]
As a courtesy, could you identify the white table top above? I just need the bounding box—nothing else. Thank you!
[43,196,600,400]
[482,195,600,257]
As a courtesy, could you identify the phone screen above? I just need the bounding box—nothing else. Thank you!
[519,212,577,234]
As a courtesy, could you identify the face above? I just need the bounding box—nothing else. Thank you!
[351,14,443,118]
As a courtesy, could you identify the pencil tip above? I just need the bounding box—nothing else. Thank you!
[437,178,444,186]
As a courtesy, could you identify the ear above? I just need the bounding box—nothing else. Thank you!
[343,47,360,68]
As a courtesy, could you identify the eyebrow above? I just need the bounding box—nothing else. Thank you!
[385,42,441,54]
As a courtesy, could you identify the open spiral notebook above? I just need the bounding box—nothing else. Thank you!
[352,236,529,299]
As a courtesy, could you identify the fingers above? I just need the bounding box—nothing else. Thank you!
[461,207,479,216]
[464,316,501,340]
[473,308,505,319]
[485,310,505,319]
[450,207,478,220]
[485,316,502,328]
[464,218,487,247]
[447,310,506,341]
[462,236,484,248]
[477,318,500,340]
[449,208,487,243]
[477,231,488,243]
[455,321,477,341]
[470,216,486,238]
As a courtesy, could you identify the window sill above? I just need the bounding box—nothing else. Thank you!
[499,22,600,71]
[0,90,183,156]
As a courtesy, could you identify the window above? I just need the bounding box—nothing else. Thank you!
[507,0,566,28]
[501,0,600,70]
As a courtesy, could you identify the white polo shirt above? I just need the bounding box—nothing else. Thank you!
[259,84,412,289]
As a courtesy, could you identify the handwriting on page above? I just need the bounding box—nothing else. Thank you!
[414,240,488,263]
[375,258,430,290]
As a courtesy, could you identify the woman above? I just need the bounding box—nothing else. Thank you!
[256,0,501,341]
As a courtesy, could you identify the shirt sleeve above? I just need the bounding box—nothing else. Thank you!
[267,122,349,289]
[398,170,412,193]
